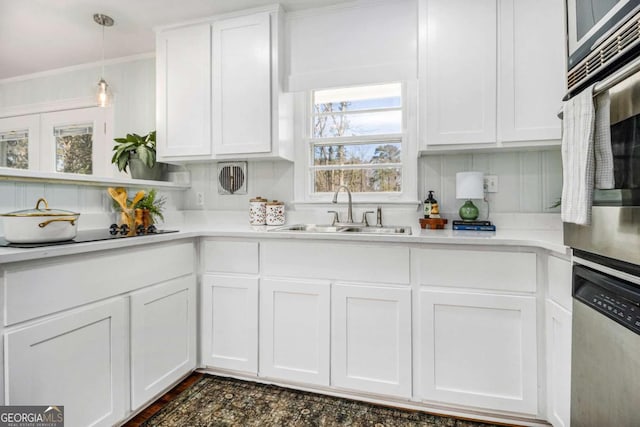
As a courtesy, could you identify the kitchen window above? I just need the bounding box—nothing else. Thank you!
[54,124,93,174]
[307,83,406,196]
[0,130,29,169]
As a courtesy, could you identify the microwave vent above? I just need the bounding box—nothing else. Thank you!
[568,10,640,91]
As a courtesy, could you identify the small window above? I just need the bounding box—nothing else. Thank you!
[54,124,93,174]
[310,83,403,193]
[0,130,29,169]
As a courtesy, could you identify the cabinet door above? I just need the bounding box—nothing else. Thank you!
[421,0,497,146]
[5,299,126,427]
[499,0,565,142]
[332,284,412,397]
[260,278,330,386]
[545,299,572,427]
[130,275,197,410]
[156,24,212,159]
[201,274,258,374]
[419,290,537,415]
[212,12,271,155]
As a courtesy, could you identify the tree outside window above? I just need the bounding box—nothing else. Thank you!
[310,83,403,194]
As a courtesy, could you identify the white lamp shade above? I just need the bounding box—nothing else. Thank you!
[456,171,484,199]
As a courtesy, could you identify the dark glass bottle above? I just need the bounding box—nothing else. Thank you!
[423,190,439,218]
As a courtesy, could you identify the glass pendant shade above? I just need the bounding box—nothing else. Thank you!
[93,13,114,108]
[96,78,110,107]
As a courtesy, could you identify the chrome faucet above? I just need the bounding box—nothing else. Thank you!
[332,185,354,224]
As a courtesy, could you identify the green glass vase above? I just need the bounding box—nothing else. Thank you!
[459,200,479,221]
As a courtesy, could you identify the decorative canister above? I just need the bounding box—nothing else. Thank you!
[249,197,267,225]
[266,200,285,226]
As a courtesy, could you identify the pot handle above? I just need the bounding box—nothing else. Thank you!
[39,218,76,228]
[35,198,49,210]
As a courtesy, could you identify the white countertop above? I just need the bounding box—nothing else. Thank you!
[0,223,568,264]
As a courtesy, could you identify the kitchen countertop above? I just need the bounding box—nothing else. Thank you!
[0,224,568,264]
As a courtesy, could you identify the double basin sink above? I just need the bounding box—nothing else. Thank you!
[268,224,412,235]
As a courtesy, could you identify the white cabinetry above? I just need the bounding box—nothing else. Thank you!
[419,290,538,414]
[156,7,292,162]
[419,0,564,149]
[212,12,271,155]
[5,299,127,427]
[332,283,412,397]
[414,247,538,414]
[260,278,331,386]
[545,255,572,427]
[200,239,260,374]
[1,240,197,427]
[498,0,565,142]
[421,0,497,146]
[201,274,259,373]
[130,275,197,410]
[156,24,212,159]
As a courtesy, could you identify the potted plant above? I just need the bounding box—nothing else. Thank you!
[134,189,166,225]
[110,188,166,230]
[111,130,167,180]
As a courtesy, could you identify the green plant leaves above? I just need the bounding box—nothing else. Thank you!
[111,130,157,172]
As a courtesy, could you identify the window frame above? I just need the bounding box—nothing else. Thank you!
[294,81,418,204]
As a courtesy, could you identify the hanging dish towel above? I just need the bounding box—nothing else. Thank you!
[594,91,615,189]
[561,84,596,225]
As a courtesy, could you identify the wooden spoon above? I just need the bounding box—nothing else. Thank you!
[107,187,128,212]
[130,190,145,209]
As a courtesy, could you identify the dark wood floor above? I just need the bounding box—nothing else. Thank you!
[123,372,204,427]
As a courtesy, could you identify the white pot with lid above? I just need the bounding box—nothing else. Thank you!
[1,198,80,243]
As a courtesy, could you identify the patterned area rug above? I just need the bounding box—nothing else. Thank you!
[141,374,504,427]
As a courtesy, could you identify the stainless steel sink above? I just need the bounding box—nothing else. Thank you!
[340,226,411,235]
[268,224,412,235]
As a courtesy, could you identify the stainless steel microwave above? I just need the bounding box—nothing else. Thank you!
[566,0,640,98]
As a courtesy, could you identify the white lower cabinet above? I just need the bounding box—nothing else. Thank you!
[260,278,330,386]
[545,299,572,427]
[5,299,127,427]
[419,289,538,415]
[130,275,197,410]
[201,274,259,374]
[331,283,412,397]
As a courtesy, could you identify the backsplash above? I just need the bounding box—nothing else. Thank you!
[183,160,294,211]
[0,181,184,236]
[420,149,562,219]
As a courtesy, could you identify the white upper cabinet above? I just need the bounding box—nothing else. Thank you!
[156,6,293,162]
[156,24,212,159]
[421,0,497,146]
[212,13,271,155]
[498,0,565,143]
[419,0,565,150]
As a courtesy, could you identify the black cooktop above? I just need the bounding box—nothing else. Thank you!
[0,229,179,248]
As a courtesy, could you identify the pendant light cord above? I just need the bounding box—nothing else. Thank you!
[101,22,105,79]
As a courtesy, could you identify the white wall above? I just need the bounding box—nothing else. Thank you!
[0,56,156,138]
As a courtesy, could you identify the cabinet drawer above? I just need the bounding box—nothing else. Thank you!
[3,241,195,325]
[202,239,259,274]
[414,248,536,292]
[261,241,409,284]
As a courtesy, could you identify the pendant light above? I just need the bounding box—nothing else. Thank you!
[93,13,114,107]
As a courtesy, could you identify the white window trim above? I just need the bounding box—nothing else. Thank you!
[293,80,418,205]
[0,105,114,178]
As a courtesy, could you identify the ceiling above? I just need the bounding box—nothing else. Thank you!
[0,0,359,80]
